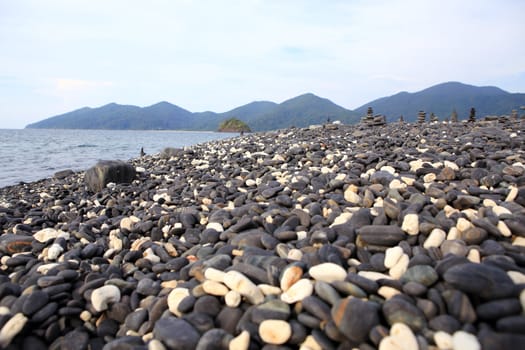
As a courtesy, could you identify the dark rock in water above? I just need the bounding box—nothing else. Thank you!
[84,160,136,192]
[153,317,200,350]
[443,262,518,299]
[331,296,380,343]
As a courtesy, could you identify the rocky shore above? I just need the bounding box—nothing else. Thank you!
[1,119,525,350]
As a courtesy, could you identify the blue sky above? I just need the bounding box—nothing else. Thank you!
[1,0,524,128]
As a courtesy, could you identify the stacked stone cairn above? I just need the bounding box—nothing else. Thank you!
[468,107,476,123]
[1,119,525,350]
[430,113,439,123]
[451,109,458,123]
[417,110,426,124]
[361,107,387,127]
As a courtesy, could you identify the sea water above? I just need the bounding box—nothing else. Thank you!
[0,129,237,188]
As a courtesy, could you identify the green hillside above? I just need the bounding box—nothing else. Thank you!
[354,82,525,122]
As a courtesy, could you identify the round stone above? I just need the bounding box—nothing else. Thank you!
[423,228,446,249]
[167,287,190,317]
[308,263,347,283]
[202,280,229,296]
[384,246,404,269]
[452,331,481,350]
[0,313,28,348]
[259,319,292,345]
[281,279,313,304]
[223,271,264,305]
[91,285,121,312]
[378,323,418,350]
[401,213,419,235]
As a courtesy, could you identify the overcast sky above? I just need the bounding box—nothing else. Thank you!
[1,0,524,129]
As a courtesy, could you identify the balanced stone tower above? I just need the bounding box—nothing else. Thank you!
[451,109,458,123]
[360,107,386,126]
[468,107,476,123]
[417,110,426,124]
[430,113,438,123]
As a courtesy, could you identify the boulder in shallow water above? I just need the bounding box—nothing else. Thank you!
[85,160,136,192]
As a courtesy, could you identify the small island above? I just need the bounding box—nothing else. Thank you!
[218,117,251,133]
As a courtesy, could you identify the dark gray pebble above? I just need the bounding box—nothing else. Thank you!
[153,317,200,350]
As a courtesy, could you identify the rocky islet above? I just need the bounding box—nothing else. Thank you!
[0,118,524,349]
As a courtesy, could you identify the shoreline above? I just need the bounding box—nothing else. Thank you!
[1,120,525,349]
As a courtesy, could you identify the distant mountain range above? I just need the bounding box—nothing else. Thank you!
[355,82,525,122]
[26,82,525,131]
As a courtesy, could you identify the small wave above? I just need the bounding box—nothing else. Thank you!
[77,144,98,148]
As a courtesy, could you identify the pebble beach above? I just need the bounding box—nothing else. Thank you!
[1,119,525,350]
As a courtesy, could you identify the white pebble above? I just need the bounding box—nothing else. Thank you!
[330,212,353,227]
[434,331,453,349]
[229,330,250,350]
[456,218,473,233]
[389,179,406,190]
[379,323,418,350]
[384,246,404,269]
[120,217,137,231]
[452,330,481,350]
[521,289,525,312]
[33,228,68,243]
[167,287,190,317]
[225,290,242,307]
[204,267,226,282]
[497,221,512,237]
[424,228,446,249]
[507,271,525,284]
[0,313,28,348]
[344,187,361,204]
[401,213,419,235]
[259,320,292,345]
[47,243,63,260]
[202,280,229,296]
[423,173,436,183]
[258,284,282,296]
[447,227,459,240]
[505,186,519,202]
[389,253,409,279]
[492,205,512,217]
[467,249,481,263]
[378,286,401,299]
[281,279,313,304]
[224,271,264,305]
[308,263,347,283]
[206,222,224,232]
[287,249,303,261]
[513,237,525,247]
[143,248,160,264]
[91,285,121,312]
[358,271,392,281]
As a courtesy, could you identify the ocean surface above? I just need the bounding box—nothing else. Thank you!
[0,129,237,188]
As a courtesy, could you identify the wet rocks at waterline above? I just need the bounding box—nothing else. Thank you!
[0,119,525,349]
